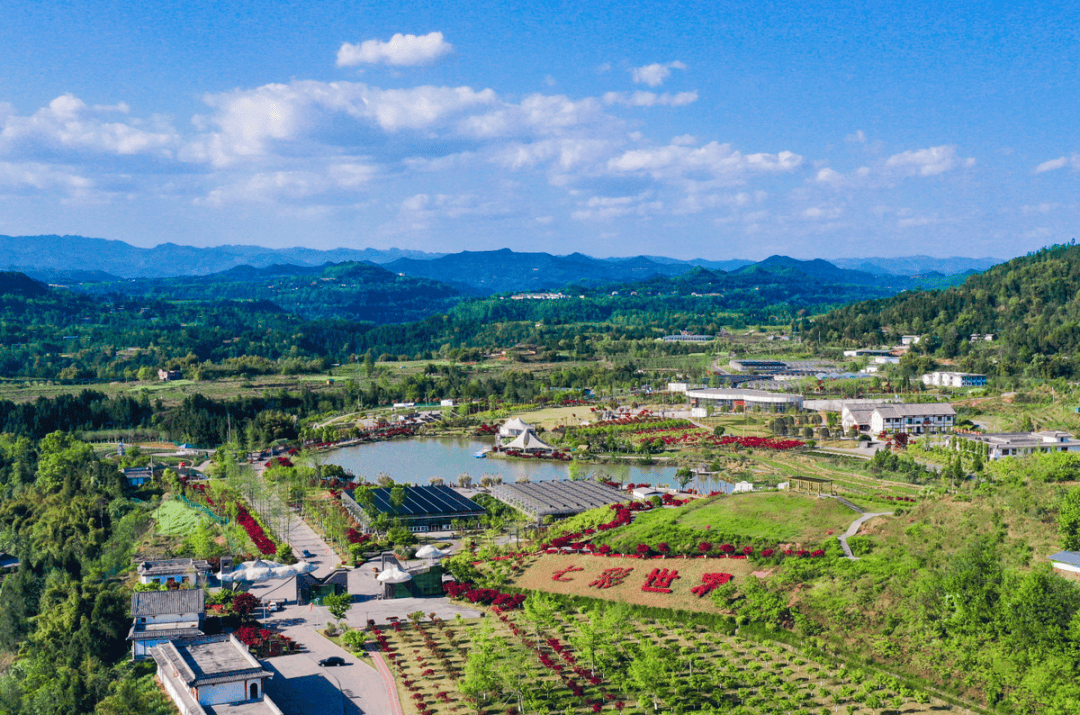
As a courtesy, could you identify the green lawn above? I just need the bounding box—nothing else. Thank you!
[594,491,858,548]
[152,499,209,535]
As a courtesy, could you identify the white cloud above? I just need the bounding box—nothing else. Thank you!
[1034,154,1080,173]
[607,141,803,182]
[535,215,554,224]
[1020,202,1061,215]
[602,91,698,107]
[197,161,378,207]
[897,214,942,228]
[884,145,974,177]
[0,160,94,196]
[337,31,453,67]
[184,80,497,166]
[631,61,687,87]
[845,130,867,144]
[0,93,178,158]
[802,204,844,220]
[571,191,663,221]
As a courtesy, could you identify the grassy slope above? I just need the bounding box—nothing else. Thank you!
[594,492,858,548]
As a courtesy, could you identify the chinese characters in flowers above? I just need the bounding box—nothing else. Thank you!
[642,568,680,593]
[552,565,585,582]
[589,567,634,589]
[691,573,733,598]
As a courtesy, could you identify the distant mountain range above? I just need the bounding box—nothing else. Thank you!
[2,235,1004,285]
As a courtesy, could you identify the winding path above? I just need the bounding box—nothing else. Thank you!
[837,510,893,560]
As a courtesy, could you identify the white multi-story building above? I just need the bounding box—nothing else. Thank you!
[128,589,205,660]
[921,371,987,388]
[869,404,955,434]
[949,431,1080,459]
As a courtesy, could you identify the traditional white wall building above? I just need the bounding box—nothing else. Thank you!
[949,431,1080,459]
[151,634,280,714]
[870,404,955,434]
[129,589,205,660]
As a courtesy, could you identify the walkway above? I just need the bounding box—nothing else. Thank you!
[367,646,404,715]
[836,510,893,560]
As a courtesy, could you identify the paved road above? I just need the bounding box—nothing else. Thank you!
[262,622,388,715]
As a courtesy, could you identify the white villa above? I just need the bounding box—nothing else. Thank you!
[869,404,956,434]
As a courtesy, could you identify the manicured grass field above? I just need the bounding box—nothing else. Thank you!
[151,499,208,535]
[601,492,858,546]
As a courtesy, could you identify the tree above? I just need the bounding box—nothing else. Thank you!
[390,485,406,513]
[323,592,354,620]
[232,592,260,618]
[713,425,726,438]
[342,629,368,652]
[1059,487,1080,550]
[675,467,693,490]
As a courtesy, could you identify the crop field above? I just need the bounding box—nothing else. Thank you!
[379,600,961,715]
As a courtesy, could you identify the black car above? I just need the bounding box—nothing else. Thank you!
[301,550,314,559]
[318,656,346,667]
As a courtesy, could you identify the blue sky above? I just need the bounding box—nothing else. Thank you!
[0,0,1078,260]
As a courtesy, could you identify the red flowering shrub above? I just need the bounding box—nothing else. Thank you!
[691,572,733,597]
[698,542,712,554]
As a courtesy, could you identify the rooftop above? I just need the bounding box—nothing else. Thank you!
[491,480,625,518]
[131,588,205,617]
[873,404,956,418]
[138,558,211,576]
[346,485,486,519]
[1049,551,1080,568]
[151,634,271,687]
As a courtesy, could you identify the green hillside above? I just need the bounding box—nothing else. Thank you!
[811,243,1080,378]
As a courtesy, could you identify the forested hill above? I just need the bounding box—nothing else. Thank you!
[811,243,1080,377]
[0,272,48,297]
[70,260,465,323]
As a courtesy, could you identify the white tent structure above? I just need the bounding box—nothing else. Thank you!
[498,417,533,439]
[376,566,413,584]
[415,545,446,561]
[503,428,555,452]
[218,558,317,584]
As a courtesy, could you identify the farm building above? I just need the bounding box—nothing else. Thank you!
[341,484,487,533]
[949,431,1080,459]
[490,480,625,523]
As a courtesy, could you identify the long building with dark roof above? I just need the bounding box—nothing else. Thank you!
[341,484,487,533]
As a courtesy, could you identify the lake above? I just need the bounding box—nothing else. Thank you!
[325,436,683,487]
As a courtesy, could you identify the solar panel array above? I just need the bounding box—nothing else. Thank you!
[490,481,625,519]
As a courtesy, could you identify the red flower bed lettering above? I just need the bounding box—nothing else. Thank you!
[691,572,733,598]
[589,567,634,589]
[642,568,680,593]
[552,566,584,582]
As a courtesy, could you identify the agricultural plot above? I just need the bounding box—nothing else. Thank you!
[379,599,960,715]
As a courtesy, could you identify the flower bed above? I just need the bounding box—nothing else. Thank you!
[690,572,733,598]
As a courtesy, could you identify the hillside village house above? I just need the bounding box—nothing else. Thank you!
[869,404,955,434]
[138,558,211,587]
[150,634,279,713]
[128,589,205,660]
[122,466,154,488]
[949,431,1080,459]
